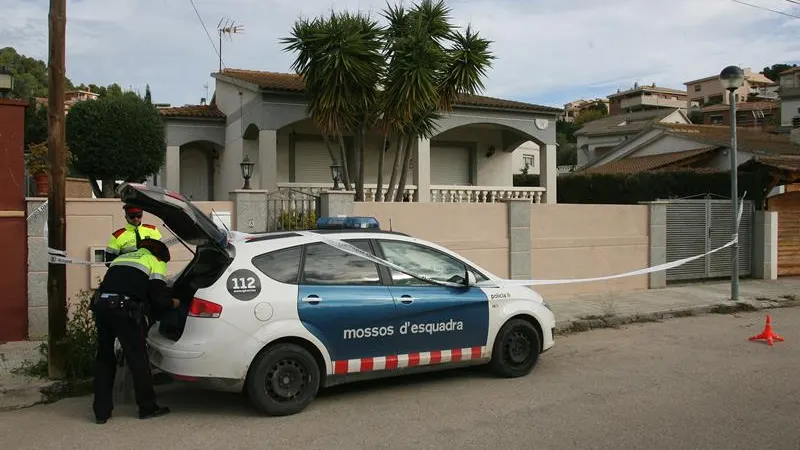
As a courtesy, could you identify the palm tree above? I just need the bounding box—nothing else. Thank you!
[378,0,494,202]
[282,12,385,199]
[283,0,493,202]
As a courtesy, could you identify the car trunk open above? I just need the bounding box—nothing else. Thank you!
[119,183,234,340]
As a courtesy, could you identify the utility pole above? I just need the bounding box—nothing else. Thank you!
[47,0,68,379]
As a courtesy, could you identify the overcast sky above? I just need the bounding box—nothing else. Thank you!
[3,0,799,109]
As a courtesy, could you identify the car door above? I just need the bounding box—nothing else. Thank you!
[297,239,398,365]
[374,239,490,359]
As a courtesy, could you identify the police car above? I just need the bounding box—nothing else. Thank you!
[119,183,556,417]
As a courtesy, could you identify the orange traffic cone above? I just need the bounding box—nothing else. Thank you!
[749,315,784,346]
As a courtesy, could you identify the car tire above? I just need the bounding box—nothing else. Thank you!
[246,343,321,416]
[489,318,541,378]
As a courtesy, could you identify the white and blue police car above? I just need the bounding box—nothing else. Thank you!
[120,183,556,417]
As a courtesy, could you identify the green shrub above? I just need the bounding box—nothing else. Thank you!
[276,210,317,230]
[13,289,98,381]
[513,169,770,209]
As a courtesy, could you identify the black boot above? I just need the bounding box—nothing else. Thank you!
[139,406,171,419]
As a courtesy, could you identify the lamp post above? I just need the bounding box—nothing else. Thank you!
[240,154,255,190]
[0,66,14,98]
[719,65,744,301]
[330,161,342,190]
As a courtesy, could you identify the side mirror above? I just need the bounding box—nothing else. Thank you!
[466,270,477,287]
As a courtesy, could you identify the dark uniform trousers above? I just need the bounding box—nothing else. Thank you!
[92,296,158,419]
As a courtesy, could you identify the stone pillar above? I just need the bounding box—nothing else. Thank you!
[258,129,278,193]
[26,200,48,339]
[319,190,355,217]
[229,190,268,233]
[752,210,778,280]
[165,145,180,192]
[539,144,557,204]
[642,201,667,289]
[414,138,431,202]
[505,198,532,280]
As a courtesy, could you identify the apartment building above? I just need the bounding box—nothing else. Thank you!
[698,101,779,128]
[559,97,610,122]
[607,82,689,115]
[778,66,800,128]
[684,67,774,110]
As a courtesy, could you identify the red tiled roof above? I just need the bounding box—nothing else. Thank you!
[579,147,720,175]
[214,68,562,114]
[158,104,225,119]
[656,123,800,156]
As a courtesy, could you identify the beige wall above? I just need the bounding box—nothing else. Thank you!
[37,198,650,313]
[353,202,651,298]
[529,204,649,297]
[58,199,232,307]
[65,178,93,198]
[352,202,511,278]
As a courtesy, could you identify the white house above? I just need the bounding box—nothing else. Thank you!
[155,68,562,204]
[574,108,691,168]
[778,67,800,129]
[576,122,800,176]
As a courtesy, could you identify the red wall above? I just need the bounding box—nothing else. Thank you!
[0,99,29,342]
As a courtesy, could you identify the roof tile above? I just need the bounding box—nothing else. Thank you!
[579,147,719,175]
[215,68,562,114]
[656,123,800,156]
[158,104,225,119]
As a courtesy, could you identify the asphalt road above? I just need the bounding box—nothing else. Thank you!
[2,308,799,450]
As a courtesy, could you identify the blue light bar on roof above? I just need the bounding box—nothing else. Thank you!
[316,216,380,230]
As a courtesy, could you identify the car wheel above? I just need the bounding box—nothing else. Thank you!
[246,343,321,416]
[489,318,541,378]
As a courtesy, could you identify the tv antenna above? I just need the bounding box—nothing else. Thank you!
[217,17,244,72]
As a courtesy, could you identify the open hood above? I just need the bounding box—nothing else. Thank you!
[118,183,228,248]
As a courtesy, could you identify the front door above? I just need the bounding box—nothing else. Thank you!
[297,239,397,367]
[374,239,489,359]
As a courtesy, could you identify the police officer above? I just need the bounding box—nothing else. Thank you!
[92,237,179,424]
[104,204,161,265]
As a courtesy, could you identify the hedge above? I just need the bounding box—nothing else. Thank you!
[513,169,771,209]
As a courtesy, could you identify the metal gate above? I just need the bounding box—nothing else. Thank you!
[665,198,754,282]
[266,189,320,232]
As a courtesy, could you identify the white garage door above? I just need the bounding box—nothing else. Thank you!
[430,146,470,185]
[294,141,333,183]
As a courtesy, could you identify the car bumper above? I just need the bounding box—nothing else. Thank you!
[146,317,258,383]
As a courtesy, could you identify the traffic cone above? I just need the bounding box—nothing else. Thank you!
[749,314,784,346]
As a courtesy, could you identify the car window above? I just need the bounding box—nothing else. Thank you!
[252,245,302,284]
[301,240,381,285]
[377,240,484,286]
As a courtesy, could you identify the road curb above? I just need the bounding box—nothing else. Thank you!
[555,297,800,335]
[0,381,57,412]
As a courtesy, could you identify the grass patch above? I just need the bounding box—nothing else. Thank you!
[12,290,98,401]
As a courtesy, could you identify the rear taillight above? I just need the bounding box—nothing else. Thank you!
[188,298,223,318]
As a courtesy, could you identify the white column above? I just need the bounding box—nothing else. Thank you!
[259,129,278,193]
[165,145,180,192]
[415,138,431,202]
[540,144,557,204]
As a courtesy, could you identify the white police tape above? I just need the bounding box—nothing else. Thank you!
[293,198,747,288]
[47,247,94,266]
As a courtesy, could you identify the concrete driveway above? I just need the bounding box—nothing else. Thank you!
[2,308,798,450]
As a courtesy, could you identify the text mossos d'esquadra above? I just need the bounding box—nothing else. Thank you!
[343,319,464,339]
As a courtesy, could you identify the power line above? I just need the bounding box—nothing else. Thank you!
[729,0,800,19]
[784,0,800,6]
[187,0,224,68]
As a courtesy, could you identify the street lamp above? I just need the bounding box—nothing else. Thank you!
[240,154,255,190]
[0,66,14,98]
[330,161,342,190]
[719,65,744,301]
